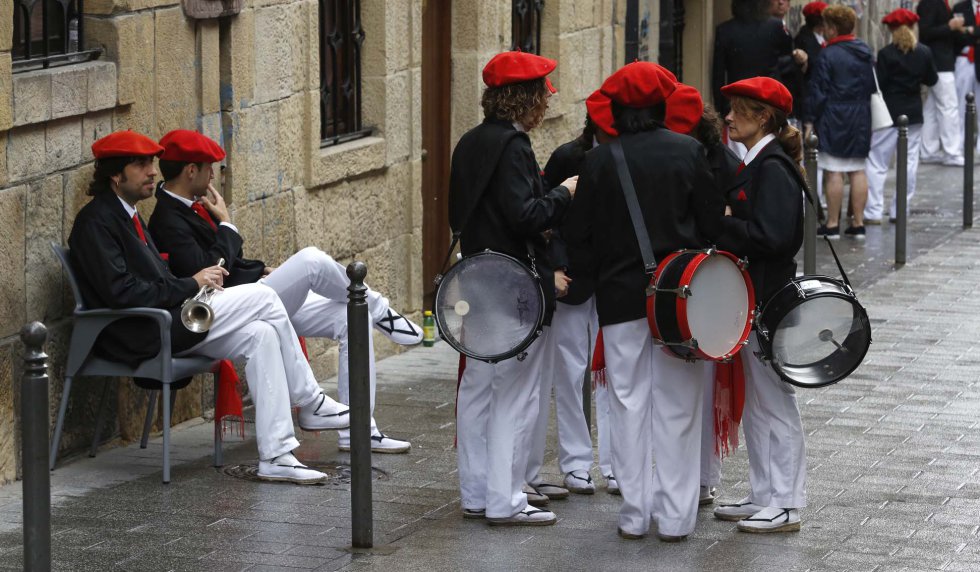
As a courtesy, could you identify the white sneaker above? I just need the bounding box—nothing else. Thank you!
[529,481,569,500]
[699,486,717,506]
[257,453,328,485]
[297,393,350,432]
[374,308,423,345]
[606,474,620,495]
[713,496,765,521]
[563,470,595,495]
[338,432,411,454]
[942,155,966,167]
[487,506,557,526]
[737,507,801,533]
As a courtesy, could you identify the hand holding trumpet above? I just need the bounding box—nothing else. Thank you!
[192,263,228,291]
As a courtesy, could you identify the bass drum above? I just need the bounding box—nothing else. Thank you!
[433,250,545,363]
[756,276,872,388]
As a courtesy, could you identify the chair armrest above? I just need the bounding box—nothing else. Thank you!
[67,307,176,377]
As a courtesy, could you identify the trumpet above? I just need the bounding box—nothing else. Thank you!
[180,258,225,333]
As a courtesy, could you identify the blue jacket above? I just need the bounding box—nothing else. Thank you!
[805,37,876,159]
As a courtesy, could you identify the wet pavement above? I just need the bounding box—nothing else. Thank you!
[1,162,980,571]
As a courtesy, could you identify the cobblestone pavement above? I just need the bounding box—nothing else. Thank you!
[1,163,979,571]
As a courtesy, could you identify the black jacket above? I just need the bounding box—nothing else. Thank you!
[542,137,596,306]
[805,38,876,159]
[794,27,824,120]
[147,185,265,286]
[876,43,939,125]
[67,191,205,366]
[953,0,980,81]
[563,128,725,327]
[712,16,795,116]
[919,0,960,71]
[714,140,804,305]
[448,119,572,325]
[707,142,742,197]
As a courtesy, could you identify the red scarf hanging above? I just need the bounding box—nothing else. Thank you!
[590,329,607,388]
[713,354,746,458]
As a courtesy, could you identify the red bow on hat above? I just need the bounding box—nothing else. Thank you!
[802,2,828,18]
[600,61,678,108]
[882,8,919,28]
[721,77,793,115]
[664,83,704,136]
[159,129,226,163]
[92,130,165,159]
[482,51,558,93]
[586,89,618,137]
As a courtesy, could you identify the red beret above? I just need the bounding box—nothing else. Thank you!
[802,2,828,18]
[159,129,226,163]
[882,8,918,27]
[721,77,793,115]
[91,130,164,159]
[586,90,618,137]
[599,62,677,108]
[664,83,704,136]
[483,51,558,93]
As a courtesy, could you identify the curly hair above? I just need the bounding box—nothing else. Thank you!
[730,95,803,169]
[692,103,724,150]
[891,24,917,54]
[823,4,856,35]
[88,156,143,196]
[481,78,550,129]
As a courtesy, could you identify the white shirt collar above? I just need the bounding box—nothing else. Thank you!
[116,194,138,219]
[161,185,195,208]
[742,133,777,167]
[512,122,526,133]
[814,31,825,45]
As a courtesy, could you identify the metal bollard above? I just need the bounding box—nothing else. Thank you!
[965,93,976,229]
[346,262,373,549]
[21,322,50,572]
[803,132,819,275]
[896,116,909,266]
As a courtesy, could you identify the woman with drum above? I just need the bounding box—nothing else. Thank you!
[712,77,808,533]
[448,51,578,527]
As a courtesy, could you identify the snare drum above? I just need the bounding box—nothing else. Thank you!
[433,250,545,363]
[755,275,871,388]
[647,249,755,361]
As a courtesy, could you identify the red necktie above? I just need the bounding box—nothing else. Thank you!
[736,162,746,175]
[191,202,218,231]
[132,214,147,244]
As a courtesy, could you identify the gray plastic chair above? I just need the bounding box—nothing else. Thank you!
[50,243,224,483]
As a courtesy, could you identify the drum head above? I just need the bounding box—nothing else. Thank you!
[686,254,752,359]
[763,280,871,388]
[434,251,544,362]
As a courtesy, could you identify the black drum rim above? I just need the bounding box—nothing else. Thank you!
[433,250,546,363]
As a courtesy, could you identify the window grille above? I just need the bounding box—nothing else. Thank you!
[319,0,370,146]
[511,0,544,54]
[13,0,101,72]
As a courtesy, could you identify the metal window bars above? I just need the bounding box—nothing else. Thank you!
[512,0,544,55]
[319,0,371,147]
[13,0,101,72]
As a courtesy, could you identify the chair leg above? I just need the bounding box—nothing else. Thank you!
[50,376,73,471]
[162,383,171,484]
[89,378,113,458]
[140,390,158,449]
[213,374,223,468]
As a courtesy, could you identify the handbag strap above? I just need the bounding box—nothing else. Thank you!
[871,66,882,94]
[610,138,657,274]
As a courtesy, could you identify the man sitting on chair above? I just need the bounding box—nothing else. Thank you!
[68,130,351,484]
[148,129,421,454]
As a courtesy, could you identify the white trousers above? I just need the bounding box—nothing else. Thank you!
[179,283,319,461]
[922,72,963,160]
[955,57,980,151]
[260,247,387,435]
[457,328,549,518]
[740,336,807,508]
[604,319,708,537]
[595,380,613,478]
[525,299,597,482]
[865,124,923,220]
[700,367,721,488]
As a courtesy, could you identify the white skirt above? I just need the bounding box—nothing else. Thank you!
[819,152,866,173]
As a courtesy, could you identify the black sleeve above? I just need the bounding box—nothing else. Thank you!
[562,154,598,261]
[921,47,940,87]
[692,151,727,242]
[547,230,570,270]
[875,51,889,93]
[157,218,247,279]
[919,1,953,44]
[715,159,803,259]
[492,139,572,236]
[71,217,199,309]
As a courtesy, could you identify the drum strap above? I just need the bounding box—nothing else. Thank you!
[610,139,657,274]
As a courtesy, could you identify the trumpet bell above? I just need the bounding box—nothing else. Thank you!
[180,300,214,333]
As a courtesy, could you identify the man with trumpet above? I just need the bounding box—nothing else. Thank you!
[68,130,351,485]
[148,129,421,453]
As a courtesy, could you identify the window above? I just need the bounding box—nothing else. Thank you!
[319,0,370,147]
[12,0,101,72]
[511,0,543,54]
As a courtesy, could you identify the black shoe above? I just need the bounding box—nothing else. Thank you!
[844,225,866,239]
[817,225,840,239]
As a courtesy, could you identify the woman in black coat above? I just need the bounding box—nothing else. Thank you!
[804,4,875,238]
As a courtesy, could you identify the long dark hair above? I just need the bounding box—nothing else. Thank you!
[611,101,666,134]
[576,115,597,152]
[88,156,141,196]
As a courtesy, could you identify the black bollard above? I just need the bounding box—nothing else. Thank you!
[20,322,50,572]
[896,116,909,266]
[803,132,819,275]
[346,262,373,549]
[966,93,976,229]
